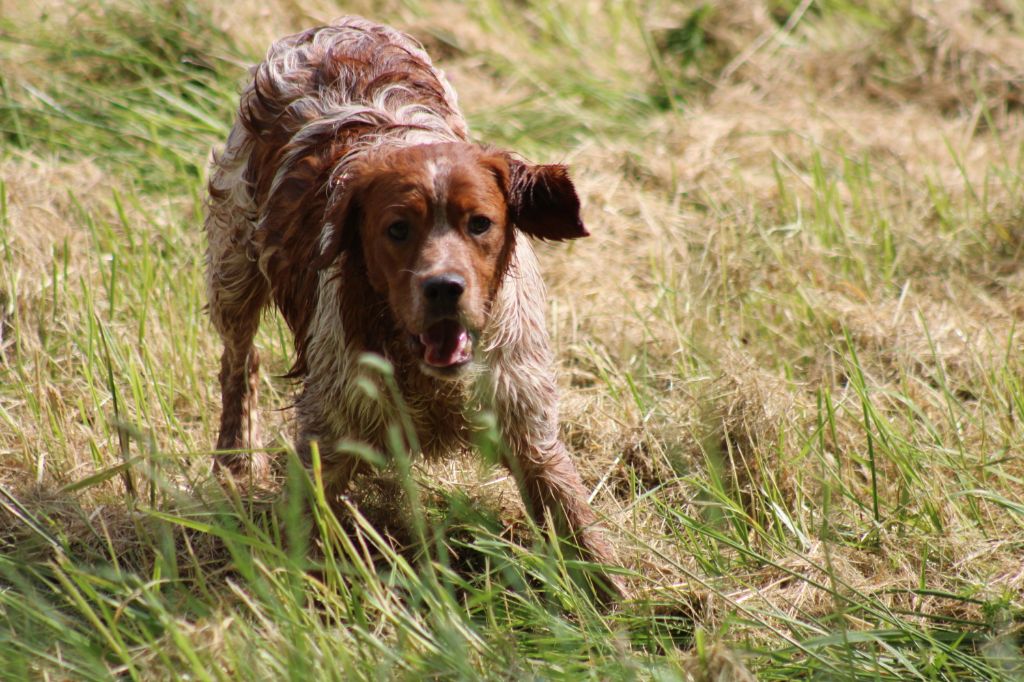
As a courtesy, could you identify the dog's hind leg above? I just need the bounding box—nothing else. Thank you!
[206,192,270,480]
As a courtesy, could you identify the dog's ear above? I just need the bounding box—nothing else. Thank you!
[489,154,589,241]
[316,177,364,268]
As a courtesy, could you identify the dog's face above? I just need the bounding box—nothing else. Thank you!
[324,142,587,378]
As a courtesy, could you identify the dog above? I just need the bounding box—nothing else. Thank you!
[205,17,625,597]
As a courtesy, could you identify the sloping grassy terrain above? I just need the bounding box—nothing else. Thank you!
[1,0,1022,678]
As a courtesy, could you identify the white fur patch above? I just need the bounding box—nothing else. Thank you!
[425,157,453,231]
[318,222,335,256]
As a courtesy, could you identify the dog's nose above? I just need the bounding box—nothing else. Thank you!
[422,274,466,307]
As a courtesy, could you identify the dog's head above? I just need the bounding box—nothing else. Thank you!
[321,142,587,378]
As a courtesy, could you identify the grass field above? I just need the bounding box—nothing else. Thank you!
[1,0,1023,678]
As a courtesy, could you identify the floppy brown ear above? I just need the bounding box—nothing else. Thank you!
[505,158,589,241]
[315,177,364,269]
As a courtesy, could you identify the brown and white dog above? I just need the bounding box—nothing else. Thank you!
[206,17,624,596]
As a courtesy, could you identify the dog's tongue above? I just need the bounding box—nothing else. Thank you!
[419,320,471,368]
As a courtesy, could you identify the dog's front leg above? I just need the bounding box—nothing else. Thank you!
[294,395,368,505]
[489,367,629,600]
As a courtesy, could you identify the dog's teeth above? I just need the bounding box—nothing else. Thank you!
[456,330,471,361]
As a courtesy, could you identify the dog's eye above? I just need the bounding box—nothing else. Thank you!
[468,215,492,236]
[387,220,410,242]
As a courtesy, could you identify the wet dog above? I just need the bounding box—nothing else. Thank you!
[205,17,625,597]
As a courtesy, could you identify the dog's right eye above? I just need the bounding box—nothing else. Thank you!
[468,215,493,236]
[387,220,410,242]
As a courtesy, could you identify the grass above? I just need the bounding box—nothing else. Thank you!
[1,0,1022,678]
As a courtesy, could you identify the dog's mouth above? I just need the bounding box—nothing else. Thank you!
[412,319,473,370]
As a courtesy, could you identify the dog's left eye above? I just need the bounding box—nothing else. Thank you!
[388,220,410,242]
[468,216,492,235]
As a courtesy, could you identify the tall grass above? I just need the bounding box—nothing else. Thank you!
[0,0,1021,679]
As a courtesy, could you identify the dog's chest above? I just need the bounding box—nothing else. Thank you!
[330,345,476,459]
[399,377,475,459]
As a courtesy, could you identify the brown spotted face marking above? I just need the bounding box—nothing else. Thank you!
[331,143,513,377]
